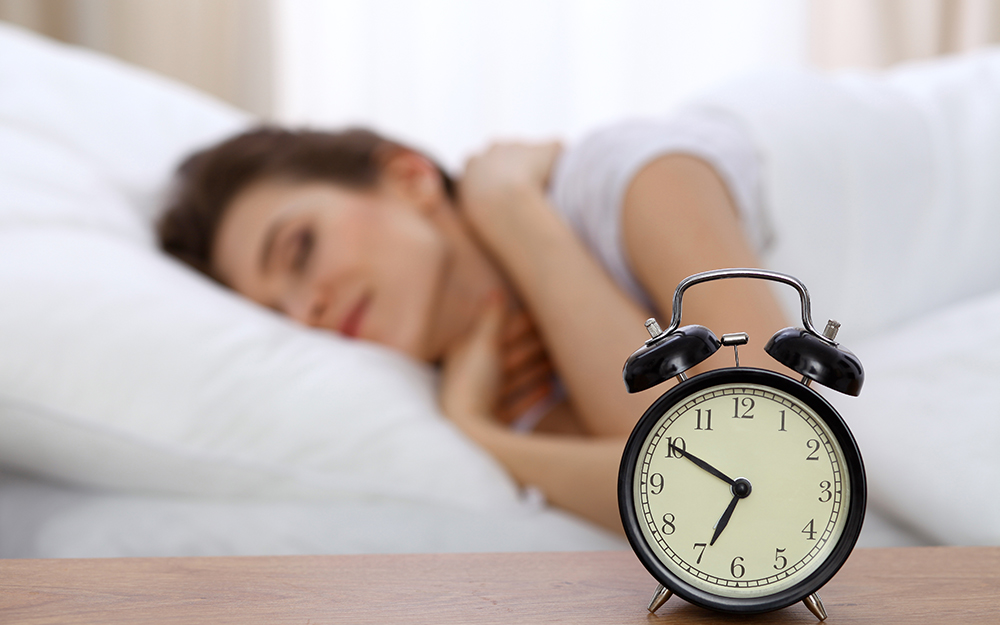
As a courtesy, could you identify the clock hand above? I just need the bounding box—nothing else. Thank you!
[710,478,752,546]
[711,494,740,546]
[668,444,736,486]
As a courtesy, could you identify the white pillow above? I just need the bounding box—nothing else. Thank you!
[0,23,520,510]
[843,290,1000,546]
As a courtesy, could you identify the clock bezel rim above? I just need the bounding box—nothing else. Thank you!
[618,367,867,615]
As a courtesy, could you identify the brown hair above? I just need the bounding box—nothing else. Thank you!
[157,126,454,277]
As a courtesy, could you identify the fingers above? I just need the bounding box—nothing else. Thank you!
[500,357,554,403]
[496,376,556,425]
[439,294,507,422]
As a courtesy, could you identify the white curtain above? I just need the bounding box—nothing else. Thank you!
[810,0,1000,70]
[272,0,808,169]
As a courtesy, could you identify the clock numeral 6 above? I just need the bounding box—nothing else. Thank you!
[730,556,745,578]
[661,513,676,535]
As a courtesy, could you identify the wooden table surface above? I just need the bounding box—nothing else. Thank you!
[1,547,997,624]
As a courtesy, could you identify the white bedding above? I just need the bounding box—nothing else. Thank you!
[686,49,1000,546]
[0,22,627,557]
[0,22,997,559]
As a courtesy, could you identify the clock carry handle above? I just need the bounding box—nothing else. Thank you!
[622,268,864,396]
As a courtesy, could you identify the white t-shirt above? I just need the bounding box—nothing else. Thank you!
[513,112,767,432]
[548,111,769,309]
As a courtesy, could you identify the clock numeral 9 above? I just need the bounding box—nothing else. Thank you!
[661,513,676,535]
[730,556,745,578]
[732,397,754,419]
[774,548,787,570]
[649,473,664,495]
[805,439,821,460]
[665,437,686,458]
[819,480,833,502]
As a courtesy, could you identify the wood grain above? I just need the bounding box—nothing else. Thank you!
[1,547,997,624]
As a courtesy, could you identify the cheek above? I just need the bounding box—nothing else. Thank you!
[368,218,449,357]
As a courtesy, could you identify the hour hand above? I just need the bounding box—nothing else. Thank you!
[711,494,740,546]
[669,444,736,486]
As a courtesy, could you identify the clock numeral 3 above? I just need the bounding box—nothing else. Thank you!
[818,480,832,502]
[732,397,754,419]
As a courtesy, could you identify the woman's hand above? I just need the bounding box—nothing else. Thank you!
[496,307,555,425]
[458,141,563,253]
[439,294,506,435]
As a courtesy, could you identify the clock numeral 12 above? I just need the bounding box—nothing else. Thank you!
[732,397,754,419]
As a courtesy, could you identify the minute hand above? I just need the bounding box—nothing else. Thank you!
[669,444,736,486]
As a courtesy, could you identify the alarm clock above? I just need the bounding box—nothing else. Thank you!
[618,268,865,621]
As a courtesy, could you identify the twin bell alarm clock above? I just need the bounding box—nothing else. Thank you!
[618,268,866,621]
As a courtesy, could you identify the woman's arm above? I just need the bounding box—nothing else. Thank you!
[622,154,789,371]
[459,143,662,437]
[439,297,625,533]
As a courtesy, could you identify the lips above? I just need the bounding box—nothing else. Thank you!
[338,294,371,339]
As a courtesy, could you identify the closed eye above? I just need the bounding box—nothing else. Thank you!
[289,227,315,273]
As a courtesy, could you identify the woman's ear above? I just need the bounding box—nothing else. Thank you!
[379,149,447,214]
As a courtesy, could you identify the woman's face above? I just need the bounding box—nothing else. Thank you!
[211,176,454,361]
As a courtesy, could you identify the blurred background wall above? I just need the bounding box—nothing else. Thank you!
[2,0,998,166]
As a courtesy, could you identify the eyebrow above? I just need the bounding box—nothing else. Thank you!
[258,215,291,273]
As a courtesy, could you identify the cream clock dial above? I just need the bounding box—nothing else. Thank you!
[634,382,848,598]
[619,368,866,617]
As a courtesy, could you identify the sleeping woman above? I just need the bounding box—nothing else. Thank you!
[158,119,787,533]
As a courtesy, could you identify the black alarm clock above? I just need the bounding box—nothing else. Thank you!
[618,268,865,621]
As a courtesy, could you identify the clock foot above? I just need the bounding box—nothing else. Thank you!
[647,583,672,613]
[803,592,828,621]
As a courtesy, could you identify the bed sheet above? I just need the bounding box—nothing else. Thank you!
[0,470,628,558]
[0,470,929,559]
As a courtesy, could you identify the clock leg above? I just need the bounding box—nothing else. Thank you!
[803,592,828,621]
[647,583,672,613]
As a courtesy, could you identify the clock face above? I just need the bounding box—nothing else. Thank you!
[620,368,865,613]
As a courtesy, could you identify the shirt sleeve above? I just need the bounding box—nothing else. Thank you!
[548,111,769,308]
